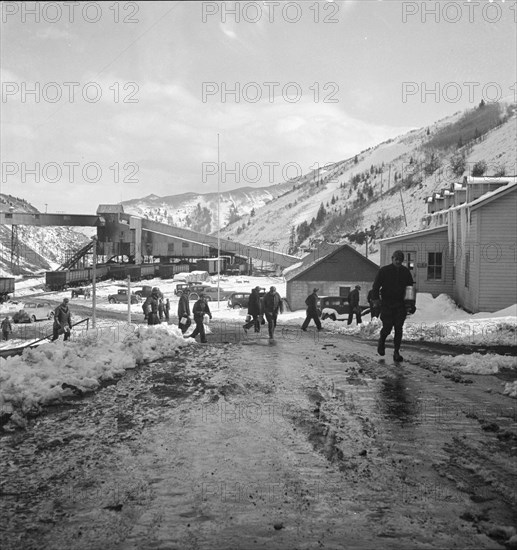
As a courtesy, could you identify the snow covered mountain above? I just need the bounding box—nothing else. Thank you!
[121,182,294,234]
[1,102,515,274]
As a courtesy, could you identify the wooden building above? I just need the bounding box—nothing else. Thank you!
[380,178,517,313]
[285,243,379,311]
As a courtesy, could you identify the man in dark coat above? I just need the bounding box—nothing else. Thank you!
[189,295,212,343]
[51,298,72,341]
[1,316,12,340]
[263,286,283,339]
[301,288,322,331]
[347,285,362,325]
[243,287,262,334]
[371,250,414,362]
[177,289,191,334]
[367,287,379,319]
[144,288,162,325]
[164,298,170,321]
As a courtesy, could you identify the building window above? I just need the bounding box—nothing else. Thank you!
[182,242,189,249]
[339,286,350,298]
[427,252,442,280]
[167,243,174,254]
[465,252,470,288]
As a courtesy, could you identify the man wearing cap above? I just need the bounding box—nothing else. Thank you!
[301,288,322,332]
[189,295,212,343]
[347,285,362,325]
[177,288,191,334]
[144,287,162,325]
[243,286,262,334]
[371,250,414,362]
[263,286,283,339]
[51,297,72,341]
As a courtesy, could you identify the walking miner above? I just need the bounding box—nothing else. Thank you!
[301,288,322,331]
[1,316,12,341]
[51,298,72,342]
[189,295,212,343]
[243,287,262,334]
[371,250,414,362]
[177,289,191,334]
[263,286,283,339]
[347,285,362,325]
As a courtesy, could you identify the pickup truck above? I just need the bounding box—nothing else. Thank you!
[107,289,141,304]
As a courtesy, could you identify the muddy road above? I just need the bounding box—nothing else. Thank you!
[1,322,516,549]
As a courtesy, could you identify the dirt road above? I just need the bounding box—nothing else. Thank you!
[1,323,516,549]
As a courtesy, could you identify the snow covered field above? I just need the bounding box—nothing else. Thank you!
[0,275,515,418]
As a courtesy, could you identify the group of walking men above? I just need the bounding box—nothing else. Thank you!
[177,288,212,343]
[9,249,414,358]
[243,286,283,340]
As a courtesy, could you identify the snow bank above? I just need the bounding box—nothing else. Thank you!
[0,324,190,415]
[312,294,516,347]
[436,352,517,375]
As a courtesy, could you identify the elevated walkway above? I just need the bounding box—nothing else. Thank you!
[0,212,100,226]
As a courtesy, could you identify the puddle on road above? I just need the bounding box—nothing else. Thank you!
[378,373,419,425]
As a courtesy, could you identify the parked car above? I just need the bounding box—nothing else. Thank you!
[174,283,190,296]
[195,286,233,302]
[227,289,266,309]
[13,302,53,323]
[134,285,153,299]
[107,289,141,304]
[320,296,370,321]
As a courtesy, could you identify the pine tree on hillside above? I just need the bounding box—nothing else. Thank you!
[316,203,326,224]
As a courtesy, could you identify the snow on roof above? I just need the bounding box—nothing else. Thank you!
[466,175,517,185]
[379,225,448,243]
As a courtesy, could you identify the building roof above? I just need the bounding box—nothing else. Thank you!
[285,242,378,282]
[97,204,125,214]
[379,225,448,244]
[468,179,516,211]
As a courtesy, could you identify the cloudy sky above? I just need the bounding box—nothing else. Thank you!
[1,0,516,213]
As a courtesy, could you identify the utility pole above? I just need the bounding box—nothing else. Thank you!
[127,275,131,324]
[399,189,408,226]
[217,133,221,308]
[91,236,97,328]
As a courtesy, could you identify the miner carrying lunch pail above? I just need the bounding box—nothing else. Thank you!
[371,250,416,362]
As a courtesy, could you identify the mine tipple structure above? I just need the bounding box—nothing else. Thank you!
[95,204,298,269]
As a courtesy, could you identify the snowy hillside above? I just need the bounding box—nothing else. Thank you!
[218,102,517,265]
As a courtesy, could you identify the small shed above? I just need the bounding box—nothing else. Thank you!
[285,243,379,311]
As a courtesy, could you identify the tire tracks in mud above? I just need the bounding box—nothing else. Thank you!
[294,343,517,548]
